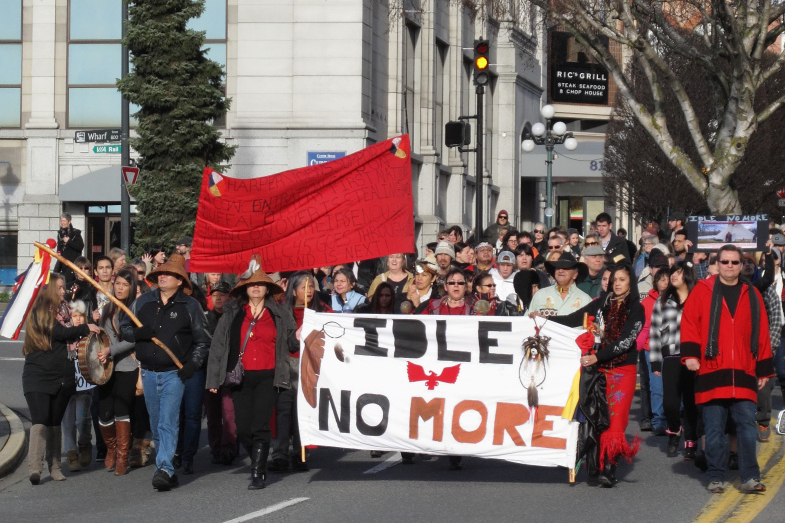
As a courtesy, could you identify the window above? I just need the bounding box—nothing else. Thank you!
[0,232,18,285]
[0,0,22,128]
[188,0,227,127]
[434,42,447,156]
[404,23,419,146]
[68,0,123,128]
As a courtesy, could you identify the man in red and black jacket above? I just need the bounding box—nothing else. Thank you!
[680,244,774,494]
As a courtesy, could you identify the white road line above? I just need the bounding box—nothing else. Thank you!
[363,453,401,474]
[0,357,24,361]
[222,497,309,523]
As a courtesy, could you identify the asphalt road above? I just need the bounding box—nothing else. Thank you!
[1,335,784,523]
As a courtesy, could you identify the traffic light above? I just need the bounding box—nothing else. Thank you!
[473,39,489,86]
[445,121,471,148]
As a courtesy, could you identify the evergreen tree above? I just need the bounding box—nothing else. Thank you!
[117,0,234,254]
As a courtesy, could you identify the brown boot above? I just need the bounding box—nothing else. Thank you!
[28,425,46,485]
[46,426,66,481]
[114,420,131,476]
[67,450,82,472]
[99,422,117,472]
[128,438,143,468]
[78,443,92,467]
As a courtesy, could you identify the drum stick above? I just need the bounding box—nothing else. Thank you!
[34,241,183,369]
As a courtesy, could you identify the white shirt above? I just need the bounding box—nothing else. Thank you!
[489,267,518,302]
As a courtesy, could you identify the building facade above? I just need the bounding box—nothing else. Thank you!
[1,0,619,281]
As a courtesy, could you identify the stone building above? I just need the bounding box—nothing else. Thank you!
[0,0,618,280]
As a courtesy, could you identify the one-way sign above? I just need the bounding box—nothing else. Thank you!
[75,129,121,143]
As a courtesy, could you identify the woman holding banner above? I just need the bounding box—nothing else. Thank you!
[23,273,101,485]
[419,268,474,469]
[545,264,644,487]
[268,271,332,473]
[205,258,297,490]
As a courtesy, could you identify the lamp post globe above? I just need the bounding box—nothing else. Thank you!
[540,104,555,120]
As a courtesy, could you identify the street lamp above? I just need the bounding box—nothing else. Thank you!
[522,104,577,228]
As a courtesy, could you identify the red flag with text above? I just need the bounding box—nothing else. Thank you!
[190,135,413,274]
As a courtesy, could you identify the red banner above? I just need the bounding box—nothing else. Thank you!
[190,135,414,274]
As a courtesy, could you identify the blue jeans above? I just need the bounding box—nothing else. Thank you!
[646,351,666,430]
[141,369,185,476]
[177,369,206,464]
[703,400,760,483]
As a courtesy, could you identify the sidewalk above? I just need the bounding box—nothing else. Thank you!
[0,404,26,478]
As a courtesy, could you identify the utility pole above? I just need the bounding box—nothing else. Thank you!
[475,85,484,238]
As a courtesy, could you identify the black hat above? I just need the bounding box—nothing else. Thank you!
[176,235,193,247]
[648,248,670,269]
[210,280,232,295]
[545,251,589,281]
[668,212,687,224]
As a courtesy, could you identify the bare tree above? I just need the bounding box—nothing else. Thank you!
[525,0,785,214]
[605,42,785,221]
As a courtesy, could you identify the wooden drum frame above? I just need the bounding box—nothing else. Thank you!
[76,329,114,386]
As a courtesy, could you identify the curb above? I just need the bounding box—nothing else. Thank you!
[0,404,26,478]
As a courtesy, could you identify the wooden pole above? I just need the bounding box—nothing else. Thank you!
[302,275,309,464]
[35,241,183,369]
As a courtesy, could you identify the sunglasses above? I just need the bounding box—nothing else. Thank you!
[446,281,466,286]
[719,260,741,265]
[479,283,496,288]
[499,215,508,219]
[548,245,561,250]
[534,229,545,234]
[584,242,599,246]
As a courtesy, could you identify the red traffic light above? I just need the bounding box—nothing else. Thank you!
[475,41,489,55]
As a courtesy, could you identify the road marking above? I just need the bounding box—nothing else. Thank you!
[363,453,401,474]
[0,357,24,361]
[692,419,785,523]
[222,497,309,523]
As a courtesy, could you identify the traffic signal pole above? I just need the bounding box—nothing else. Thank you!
[120,1,131,254]
[475,85,484,241]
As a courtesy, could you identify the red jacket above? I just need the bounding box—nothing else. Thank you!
[680,276,774,404]
[637,289,659,352]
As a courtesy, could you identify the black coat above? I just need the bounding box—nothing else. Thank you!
[54,226,84,283]
[603,234,631,263]
[23,323,89,395]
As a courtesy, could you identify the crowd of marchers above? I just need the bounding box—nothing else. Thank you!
[18,210,785,494]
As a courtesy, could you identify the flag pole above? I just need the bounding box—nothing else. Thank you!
[34,241,183,369]
[301,276,309,464]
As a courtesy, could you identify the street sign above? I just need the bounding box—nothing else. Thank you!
[93,145,121,153]
[307,151,345,166]
[75,129,121,143]
[778,198,785,208]
[122,166,139,185]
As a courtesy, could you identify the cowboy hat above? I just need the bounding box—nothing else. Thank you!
[146,253,192,294]
[230,255,284,298]
[545,251,588,281]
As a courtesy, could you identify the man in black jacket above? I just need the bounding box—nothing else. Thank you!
[121,254,209,491]
[596,212,631,263]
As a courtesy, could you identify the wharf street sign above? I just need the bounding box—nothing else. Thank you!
[75,129,121,143]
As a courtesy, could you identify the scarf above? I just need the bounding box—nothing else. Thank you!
[706,277,759,359]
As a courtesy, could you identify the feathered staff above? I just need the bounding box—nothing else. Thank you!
[520,318,551,410]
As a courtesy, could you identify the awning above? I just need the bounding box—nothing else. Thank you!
[58,166,135,203]
[521,141,605,181]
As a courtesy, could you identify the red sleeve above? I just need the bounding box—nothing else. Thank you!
[679,284,705,363]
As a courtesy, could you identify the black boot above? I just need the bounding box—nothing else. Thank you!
[667,434,680,457]
[248,443,268,490]
[598,462,616,488]
[586,444,600,486]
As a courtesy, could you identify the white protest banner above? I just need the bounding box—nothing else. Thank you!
[298,310,583,469]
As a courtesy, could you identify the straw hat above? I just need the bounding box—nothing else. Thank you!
[230,255,284,298]
[146,253,192,294]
